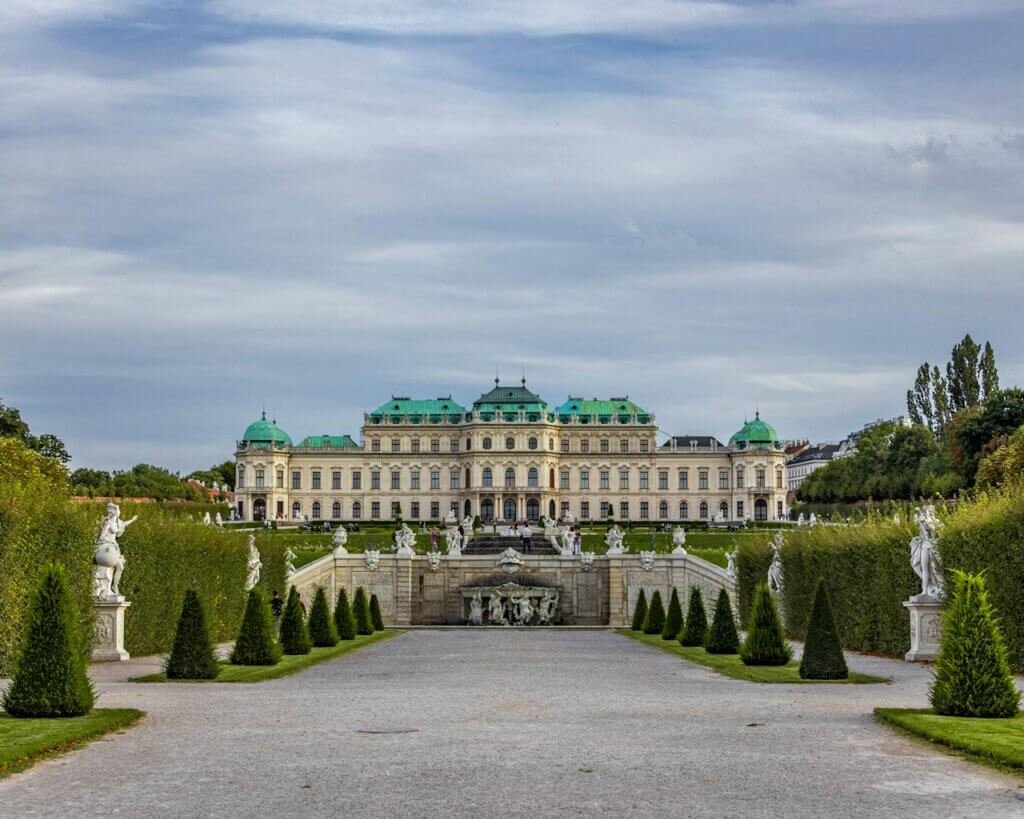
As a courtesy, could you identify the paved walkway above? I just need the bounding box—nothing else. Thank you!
[1,631,1021,817]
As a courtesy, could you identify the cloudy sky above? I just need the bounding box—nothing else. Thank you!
[2,1,1023,472]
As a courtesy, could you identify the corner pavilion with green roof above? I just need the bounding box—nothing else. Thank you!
[233,378,788,526]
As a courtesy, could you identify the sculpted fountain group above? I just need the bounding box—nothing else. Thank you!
[467,587,560,626]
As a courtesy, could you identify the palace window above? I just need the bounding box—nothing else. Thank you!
[561,439,569,453]
[482,468,493,488]
[639,470,649,490]
[600,438,609,454]
[600,470,610,490]
[483,437,492,450]
[392,502,401,518]
[391,471,401,490]
[580,469,590,490]
[777,500,784,519]
[411,470,420,490]
[431,438,440,453]
[756,468,766,489]
[658,471,668,490]
[561,501,570,518]
[411,438,420,453]
[276,468,284,489]
[659,501,668,519]
[312,502,321,519]
[371,438,380,453]
[640,501,649,519]
[292,470,301,490]
[371,471,381,490]
[776,467,784,489]
[371,502,380,519]
[640,439,649,453]
[528,468,538,488]
[580,501,590,518]
[737,501,744,518]
[680,501,689,519]
[430,501,439,519]
[292,501,301,518]
[719,470,728,490]
[411,501,420,518]
[312,470,321,490]
[255,468,264,489]
[620,501,629,519]
[549,437,554,450]
[353,502,362,519]
[506,437,515,450]
[450,501,458,517]
[719,501,729,520]
[504,468,515,488]
[619,438,628,454]
[466,437,472,451]
[528,437,538,450]
[352,470,362,490]
[580,438,590,453]
[237,466,245,488]
[736,468,744,489]
[560,471,569,490]
[699,501,708,519]
[332,501,341,518]
[619,470,629,490]
[332,471,341,490]
[698,470,708,490]
[679,469,688,490]
[450,470,460,489]
[431,471,440,490]
[451,437,459,453]
[391,438,400,453]
[600,501,610,518]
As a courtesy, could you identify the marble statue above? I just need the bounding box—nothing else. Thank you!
[893,513,901,525]
[560,529,574,556]
[245,535,261,590]
[468,591,484,625]
[497,547,523,575]
[427,550,442,571]
[671,526,687,555]
[537,590,559,624]
[512,594,534,625]
[364,549,381,571]
[640,550,656,571]
[93,503,137,600]
[726,547,738,582]
[332,525,349,556]
[203,511,212,525]
[797,513,805,527]
[460,515,474,533]
[394,523,416,556]
[563,510,576,525]
[444,510,457,526]
[445,527,462,556]
[284,547,296,580]
[808,512,817,527]
[215,512,224,527]
[767,532,784,593]
[910,505,943,599]
[580,551,595,570]
[488,592,507,625]
[605,525,625,555]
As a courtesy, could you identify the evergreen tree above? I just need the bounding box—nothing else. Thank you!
[165,589,219,679]
[369,594,385,631]
[353,587,373,635]
[230,587,281,665]
[630,590,648,632]
[3,564,94,717]
[334,588,356,640]
[740,584,792,666]
[642,590,666,635]
[980,341,999,400]
[947,334,982,412]
[705,588,740,655]
[799,579,847,680]
[308,586,338,648]
[279,586,311,655]
[930,571,1019,718]
[679,586,708,647]
[906,363,933,429]
[931,365,950,438]
[662,588,683,640]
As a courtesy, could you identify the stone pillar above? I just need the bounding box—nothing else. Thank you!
[393,556,414,625]
[92,599,131,662]
[904,596,943,662]
[606,555,627,626]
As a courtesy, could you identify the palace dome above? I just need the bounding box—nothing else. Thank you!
[728,412,778,448]
[241,412,292,446]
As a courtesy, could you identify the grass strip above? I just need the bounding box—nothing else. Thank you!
[875,707,1024,771]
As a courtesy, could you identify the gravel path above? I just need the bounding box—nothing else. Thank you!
[1,630,1020,817]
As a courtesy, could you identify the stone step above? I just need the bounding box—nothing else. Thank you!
[463,535,558,555]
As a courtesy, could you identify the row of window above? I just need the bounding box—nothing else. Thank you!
[239,464,785,491]
[368,435,655,454]
[261,497,784,522]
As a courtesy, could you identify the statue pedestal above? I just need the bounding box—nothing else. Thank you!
[92,598,131,662]
[903,596,942,662]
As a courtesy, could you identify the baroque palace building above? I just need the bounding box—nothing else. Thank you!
[233,379,788,525]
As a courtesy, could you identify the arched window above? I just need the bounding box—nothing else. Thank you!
[465,467,471,488]
[332,501,341,519]
[548,499,556,519]
[482,467,493,487]
[719,501,728,521]
[505,436,515,450]
[549,468,555,488]
[528,468,538,488]
[483,437,492,450]
[755,498,768,521]
[504,467,516,488]
[776,467,784,489]
[276,468,284,488]
[481,498,494,520]
[237,465,245,488]
[736,467,744,489]
[466,437,472,450]
[699,501,708,519]
[292,501,301,518]
[659,501,668,519]
[312,501,321,519]
[528,437,538,450]
[548,437,554,450]
[352,502,362,519]
[680,501,688,519]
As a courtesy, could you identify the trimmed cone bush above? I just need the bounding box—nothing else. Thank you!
[740,584,792,666]
[280,586,312,655]
[353,587,373,635]
[643,590,666,635]
[334,588,356,641]
[680,586,708,647]
[930,571,1020,718]
[662,588,683,640]
[230,587,282,665]
[370,594,385,631]
[166,589,219,680]
[3,564,94,717]
[631,590,648,632]
[308,586,338,648]
[706,588,740,655]
[799,579,848,680]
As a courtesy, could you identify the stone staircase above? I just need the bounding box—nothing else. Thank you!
[462,534,559,556]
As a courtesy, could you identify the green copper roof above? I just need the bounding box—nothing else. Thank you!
[555,396,651,423]
[473,379,546,414]
[368,396,466,421]
[296,434,360,449]
[728,412,779,447]
[241,412,293,446]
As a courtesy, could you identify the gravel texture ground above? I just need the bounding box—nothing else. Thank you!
[1,629,1021,817]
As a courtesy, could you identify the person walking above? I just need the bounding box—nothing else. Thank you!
[523,522,533,553]
[430,527,439,550]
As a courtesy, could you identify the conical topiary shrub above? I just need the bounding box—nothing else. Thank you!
[643,590,666,635]
[370,594,385,631]
[799,579,847,680]
[680,586,708,647]
[308,586,338,648]
[3,564,94,717]
[631,590,648,632]
[662,588,683,640]
[930,571,1020,718]
[166,589,219,679]
[705,588,740,655]
[334,588,356,641]
[280,586,312,655]
[353,587,373,635]
[230,587,282,665]
[740,583,791,666]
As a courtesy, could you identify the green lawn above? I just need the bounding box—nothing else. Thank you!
[0,708,143,778]
[875,708,1024,770]
[291,548,332,569]
[620,630,888,684]
[132,629,402,683]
